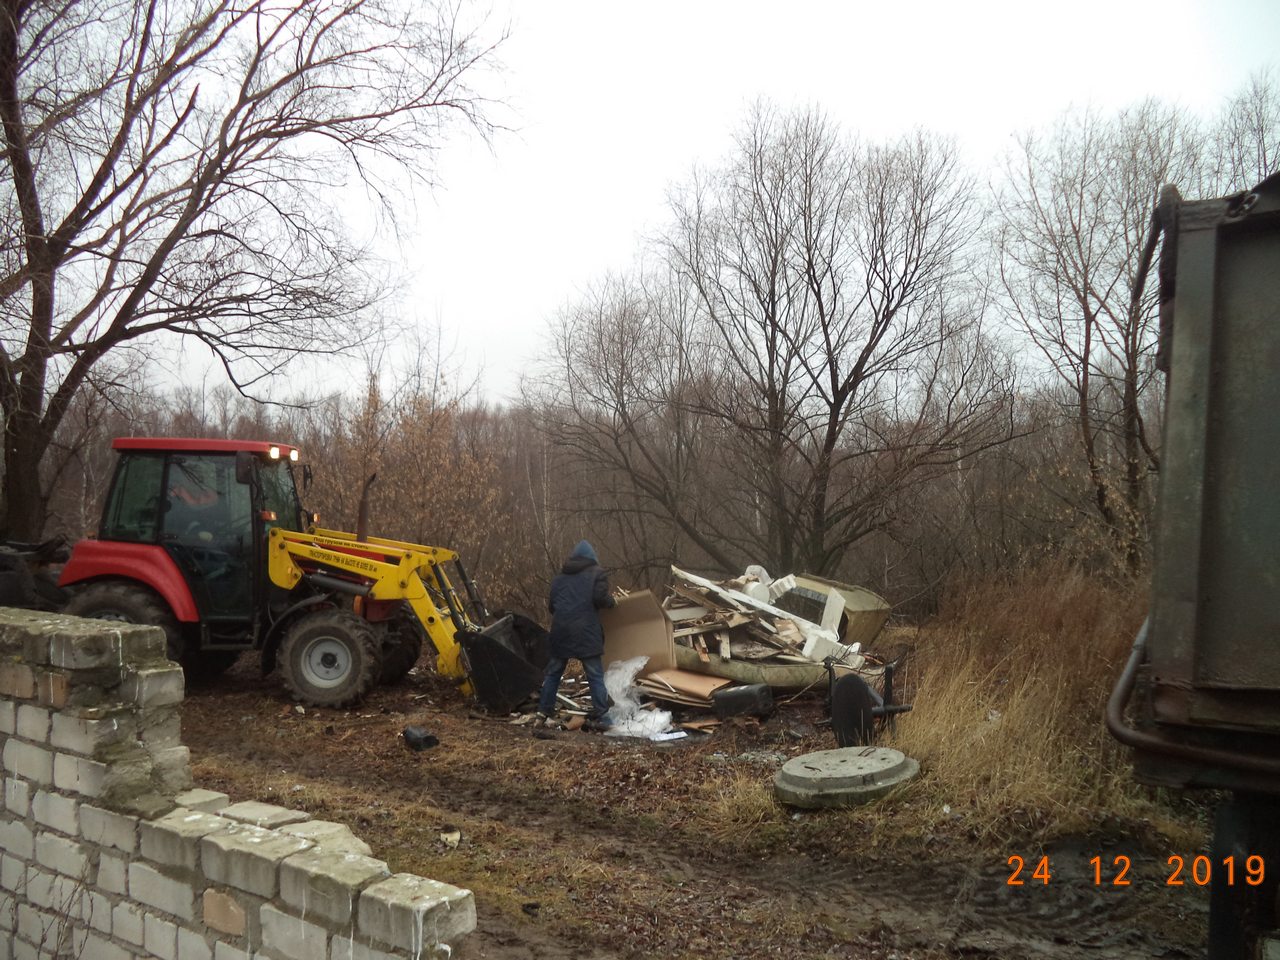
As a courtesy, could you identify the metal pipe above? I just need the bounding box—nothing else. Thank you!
[305,573,371,597]
[1106,620,1280,776]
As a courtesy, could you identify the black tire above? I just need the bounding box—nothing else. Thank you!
[280,609,381,708]
[64,581,185,662]
[379,617,425,685]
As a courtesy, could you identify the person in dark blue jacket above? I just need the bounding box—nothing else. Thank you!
[538,539,616,726]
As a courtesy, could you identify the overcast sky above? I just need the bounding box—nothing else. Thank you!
[239,0,1280,404]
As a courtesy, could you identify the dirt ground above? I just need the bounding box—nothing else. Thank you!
[181,659,1209,960]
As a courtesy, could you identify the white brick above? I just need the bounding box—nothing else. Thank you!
[172,789,229,814]
[219,801,309,829]
[0,702,14,736]
[213,943,250,960]
[48,630,123,671]
[280,849,388,926]
[261,903,327,958]
[13,707,48,744]
[144,912,177,960]
[30,791,77,835]
[122,665,185,707]
[0,857,23,892]
[112,900,144,945]
[51,753,106,797]
[3,780,28,819]
[141,809,232,872]
[0,892,13,932]
[80,804,138,853]
[201,824,311,898]
[96,851,128,895]
[0,822,33,860]
[128,861,195,920]
[1,742,51,784]
[277,819,372,856]
[358,873,476,949]
[15,904,50,948]
[49,713,130,756]
[22,868,76,912]
[16,901,74,952]
[329,936,407,960]
[82,889,111,934]
[138,708,181,750]
[177,926,214,960]
[34,832,88,878]
[78,931,133,960]
[151,745,192,794]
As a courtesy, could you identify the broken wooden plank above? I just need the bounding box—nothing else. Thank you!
[717,631,731,660]
[695,636,711,663]
[673,621,732,639]
[665,604,714,622]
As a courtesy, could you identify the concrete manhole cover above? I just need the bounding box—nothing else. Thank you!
[774,746,919,808]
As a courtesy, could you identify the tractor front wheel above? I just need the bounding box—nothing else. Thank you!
[280,610,381,708]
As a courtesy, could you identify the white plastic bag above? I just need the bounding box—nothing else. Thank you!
[603,656,673,738]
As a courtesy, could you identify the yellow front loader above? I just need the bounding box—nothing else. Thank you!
[265,526,545,710]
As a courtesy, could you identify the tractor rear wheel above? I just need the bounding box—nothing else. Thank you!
[379,617,425,685]
[280,609,380,708]
[65,581,184,662]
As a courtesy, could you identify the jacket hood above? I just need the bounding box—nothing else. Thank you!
[561,554,596,575]
[570,540,598,563]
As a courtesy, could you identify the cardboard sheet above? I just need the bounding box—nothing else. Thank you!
[601,590,675,677]
[641,668,733,699]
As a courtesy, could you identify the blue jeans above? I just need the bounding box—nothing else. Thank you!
[539,655,610,719]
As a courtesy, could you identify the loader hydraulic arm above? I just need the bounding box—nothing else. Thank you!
[266,526,478,682]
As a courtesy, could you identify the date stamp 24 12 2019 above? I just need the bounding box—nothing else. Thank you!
[1006,854,1266,887]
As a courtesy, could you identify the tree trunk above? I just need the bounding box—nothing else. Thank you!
[3,413,49,539]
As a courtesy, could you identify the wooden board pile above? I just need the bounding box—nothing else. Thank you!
[663,567,866,670]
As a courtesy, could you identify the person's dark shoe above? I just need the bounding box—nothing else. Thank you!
[583,718,613,733]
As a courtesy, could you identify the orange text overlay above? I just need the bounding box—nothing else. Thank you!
[1006,855,1266,887]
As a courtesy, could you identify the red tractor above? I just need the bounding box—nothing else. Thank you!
[54,437,518,707]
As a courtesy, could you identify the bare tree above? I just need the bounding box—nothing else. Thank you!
[997,101,1207,570]
[667,108,1014,575]
[0,0,501,537]
[1214,68,1280,189]
[533,106,1016,578]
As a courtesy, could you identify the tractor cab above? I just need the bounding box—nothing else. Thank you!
[60,439,306,672]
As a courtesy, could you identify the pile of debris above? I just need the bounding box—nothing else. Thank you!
[505,564,900,742]
[663,566,885,676]
[548,566,893,732]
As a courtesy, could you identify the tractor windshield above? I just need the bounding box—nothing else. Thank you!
[258,460,304,533]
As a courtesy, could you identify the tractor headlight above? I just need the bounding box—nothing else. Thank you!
[289,449,299,462]
[268,446,281,460]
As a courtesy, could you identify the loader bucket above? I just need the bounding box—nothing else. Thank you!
[499,610,550,670]
[457,614,543,714]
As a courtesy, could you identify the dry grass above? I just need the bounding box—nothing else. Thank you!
[841,565,1208,848]
[696,771,788,844]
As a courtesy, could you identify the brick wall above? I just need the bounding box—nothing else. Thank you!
[0,609,475,960]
